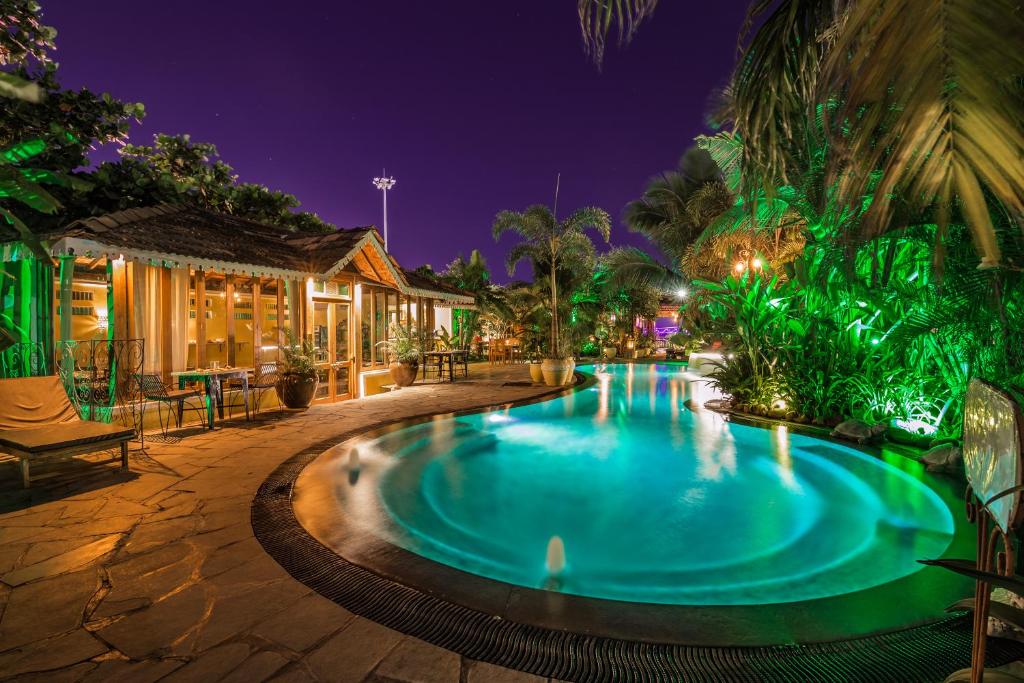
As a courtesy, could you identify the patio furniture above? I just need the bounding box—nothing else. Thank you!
[488,339,507,365]
[228,362,279,416]
[171,367,253,429]
[420,350,446,382]
[137,373,208,440]
[453,348,469,378]
[422,350,469,383]
[0,376,134,488]
[505,338,521,364]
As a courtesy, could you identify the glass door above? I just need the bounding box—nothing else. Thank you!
[312,299,353,402]
[312,301,331,401]
[331,302,352,400]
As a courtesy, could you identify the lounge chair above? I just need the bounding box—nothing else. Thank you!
[0,376,135,488]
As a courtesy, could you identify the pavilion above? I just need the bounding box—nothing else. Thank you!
[0,204,474,408]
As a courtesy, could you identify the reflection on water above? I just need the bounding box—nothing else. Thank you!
[344,363,955,606]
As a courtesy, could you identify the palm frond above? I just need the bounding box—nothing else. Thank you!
[821,0,1024,267]
[577,0,658,67]
[505,242,546,278]
[563,205,612,243]
[0,207,49,262]
[696,132,744,193]
[492,204,553,242]
[729,0,842,198]
[603,246,682,291]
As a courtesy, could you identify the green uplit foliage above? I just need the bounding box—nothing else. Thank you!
[437,249,508,349]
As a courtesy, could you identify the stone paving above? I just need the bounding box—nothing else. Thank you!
[0,364,558,682]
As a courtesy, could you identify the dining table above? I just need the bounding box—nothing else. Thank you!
[171,367,253,430]
[421,350,469,383]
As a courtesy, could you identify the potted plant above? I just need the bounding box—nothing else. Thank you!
[596,324,616,361]
[636,331,654,358]
[275,332,319,409]
[493,201,611,388]
[378,323,422,387]
[527,351,544,383]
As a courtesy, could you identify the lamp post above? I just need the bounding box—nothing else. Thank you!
[372,171,397,251]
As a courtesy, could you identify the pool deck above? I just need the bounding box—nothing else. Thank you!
[0,363,557,682]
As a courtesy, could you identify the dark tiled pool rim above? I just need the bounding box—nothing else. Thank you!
[252,370,1024,681]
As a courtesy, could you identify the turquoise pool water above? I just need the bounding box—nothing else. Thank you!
[362,363,955,606]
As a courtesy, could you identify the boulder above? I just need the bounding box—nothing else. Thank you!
[831,419,887,444]
[920,443,963,474]
[703,398,732,412]
[989,588,1024,643]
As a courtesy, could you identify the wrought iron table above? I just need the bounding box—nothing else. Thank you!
[172,367,253,429]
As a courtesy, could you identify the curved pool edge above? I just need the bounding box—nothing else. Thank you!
[251,365,1024,680]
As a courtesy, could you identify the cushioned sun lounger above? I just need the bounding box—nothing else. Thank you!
[0,376,135,488]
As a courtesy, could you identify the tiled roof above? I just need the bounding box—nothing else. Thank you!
[9,204,474,305]
[401,267,472,298]
[43,205,374,277]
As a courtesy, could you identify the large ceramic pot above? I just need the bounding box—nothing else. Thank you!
[601,346,617,360]
[275,373,319,409]
[389,360,418,387]
[541,357,575,387]
[528,362,544,383]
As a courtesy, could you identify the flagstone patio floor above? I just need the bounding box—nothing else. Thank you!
[0,363,556,683]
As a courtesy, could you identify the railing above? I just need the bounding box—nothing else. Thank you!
[0,341,47,378]
[55,339,145,428]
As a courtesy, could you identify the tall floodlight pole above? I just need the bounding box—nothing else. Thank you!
[372,170,397,251]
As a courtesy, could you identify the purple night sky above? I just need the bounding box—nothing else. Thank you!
[46,1,747,282]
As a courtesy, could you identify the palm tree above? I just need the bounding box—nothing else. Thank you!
[493,204,611,357]
[606,145,733,291]
[624,146,731,256]
[576,0,1024,268]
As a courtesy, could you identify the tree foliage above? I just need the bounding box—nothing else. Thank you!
[493,203,611,357]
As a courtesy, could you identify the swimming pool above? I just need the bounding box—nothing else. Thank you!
[310,363,956,607]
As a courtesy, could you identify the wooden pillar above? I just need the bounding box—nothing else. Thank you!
[110,258,130,341]
[252,277,262,366]
[286,279,302,341]
[303,279,313,342]
[275,278,285,359]
[195,271,207,369]
[225,274,236,367]
[160,266,172,382]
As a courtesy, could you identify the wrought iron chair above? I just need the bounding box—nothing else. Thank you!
[420,351,446,382]
[137,373,207,440]
[229,361,279,416]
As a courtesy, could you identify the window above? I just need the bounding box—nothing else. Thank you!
[374,290,385,364]
[361,287,372,368]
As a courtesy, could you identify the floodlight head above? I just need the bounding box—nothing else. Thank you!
[373,176,397,191]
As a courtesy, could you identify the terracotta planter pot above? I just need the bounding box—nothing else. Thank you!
[601,346,617,360]
[389,360,418,387]
[275,374,319,409]
[528,362,544,383]
[541,358,575,387]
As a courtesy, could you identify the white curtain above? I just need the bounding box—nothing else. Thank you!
[138,264,162,374]
[169,267,189,372]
